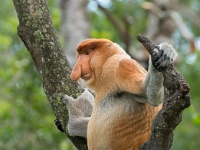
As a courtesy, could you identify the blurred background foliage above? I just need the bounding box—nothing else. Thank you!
[0,0,200,150]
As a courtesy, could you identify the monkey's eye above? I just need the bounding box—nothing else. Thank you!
[85,50,91,55]
[85,51,89,55]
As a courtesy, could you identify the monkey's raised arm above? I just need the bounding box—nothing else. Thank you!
[143,59,164,106]
[144,43,177,106]
[116,42,177,106]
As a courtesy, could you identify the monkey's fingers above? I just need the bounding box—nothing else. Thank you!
[153,49,164,62]
[62,94,74,104]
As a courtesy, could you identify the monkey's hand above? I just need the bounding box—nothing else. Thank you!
[145,43,177,106]
[152,43,177,71]
[62,89,94,138]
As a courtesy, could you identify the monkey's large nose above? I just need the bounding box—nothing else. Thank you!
[70,64,81,81]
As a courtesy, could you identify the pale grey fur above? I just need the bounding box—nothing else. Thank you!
[144,42,177,106]
[62,89,94,138]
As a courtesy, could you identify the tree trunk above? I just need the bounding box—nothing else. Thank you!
[13,0,87,149]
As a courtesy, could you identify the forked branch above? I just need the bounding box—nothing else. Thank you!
[137,35,191,150]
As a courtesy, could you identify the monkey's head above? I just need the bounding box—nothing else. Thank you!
[70,38,124,88]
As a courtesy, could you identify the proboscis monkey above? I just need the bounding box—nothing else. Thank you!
[61,38,177,150]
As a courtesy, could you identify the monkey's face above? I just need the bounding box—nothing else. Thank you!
[70,50,93,81]
[70,38,115,88]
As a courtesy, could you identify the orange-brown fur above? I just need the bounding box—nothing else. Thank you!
[70,38,162,150]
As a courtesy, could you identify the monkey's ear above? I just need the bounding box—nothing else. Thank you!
[70,61,81,81]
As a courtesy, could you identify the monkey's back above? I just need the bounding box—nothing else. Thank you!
[87,92,162,150]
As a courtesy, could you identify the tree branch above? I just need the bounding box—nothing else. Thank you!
[137,35,191,150]
[13,0,87,149]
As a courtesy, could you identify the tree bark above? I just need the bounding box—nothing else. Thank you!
[13,0,87,149]
[137,35,191,150]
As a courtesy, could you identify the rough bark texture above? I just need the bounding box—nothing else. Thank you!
[137,35,191,150]
[13,0,87,149]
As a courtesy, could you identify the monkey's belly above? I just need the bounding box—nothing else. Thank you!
[87,99,160,150]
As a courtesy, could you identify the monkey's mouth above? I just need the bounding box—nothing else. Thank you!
[81,73,91,80]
